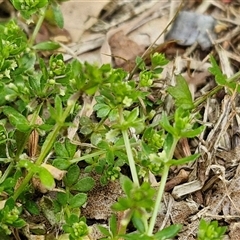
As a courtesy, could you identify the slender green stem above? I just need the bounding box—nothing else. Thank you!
[122,130,139,186]
[13,171,34,201]
[0,162,14,184]
[119,107,139,186]
[147,164,169,235]
[194,70,240,108]
[69,142,139,164]
[228,70,240,82]
[147,136,179,235]
[35,124,62,165]
[194,85,222,108]
[69,150,106,164]
[166,137,179,163]
[28,6,47,47]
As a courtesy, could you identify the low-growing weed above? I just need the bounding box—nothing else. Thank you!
[0,0,232,239]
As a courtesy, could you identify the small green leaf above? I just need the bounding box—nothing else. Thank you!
[39,58,48,81]
[151,52,169,68]
[208,55,227,85]
[167,75,194,110]
[52,3,64,28]
[109,108,118,121]
[48,104,58,122]
[135,56,145,70]
[72,176,95,192]
[153,67,163,74]
[109,214,117,237]
[67,214,79,225]
[160,112,177,137]
[80,125,93,135]
[38,167,55,190]
[132,212,145,233]
[69,193,87,208]
[97,140,110,150]
[3,106,31,132]
[4,197,15,209]
[84,165,93,173]
[65,138,77,157]
[18,159,36,171]
[33,41,60,51]
[64,164,80,186]
[120,175,133,197]
[56,192,68,206]
[98,225,110,237]
[52,158,71,170]
[180,125,205,138]
[54,95,63,118]
[154,224,182,239]
[122,233,152,240]
[125,107,139,123]
[94,103,111,118]
[15,52,36,73]
[111,198,131,211]
[11,219,26,228]
[54,141,68,157]
[25,200,40,215]
[106,150,114,164]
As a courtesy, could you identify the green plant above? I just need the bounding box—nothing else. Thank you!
[0,198,26,236]
[198,219,227,240]
[0,0,232,239]
[63,215,89,240]
[95,68,204,239]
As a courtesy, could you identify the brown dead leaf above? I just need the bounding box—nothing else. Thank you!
[109,30,145,70]
[165,169,189,191]
[27,115,43,158]
[32,177,50,194]
[60,0,110,42]
[100,1,166,66]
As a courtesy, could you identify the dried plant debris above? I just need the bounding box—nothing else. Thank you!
[166,11,216,50]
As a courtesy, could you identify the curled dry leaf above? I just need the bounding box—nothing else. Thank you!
[172,180,203,199]
[27,115,44,158]
[0,200,6,210]
[32,177,50,194]
[41,163,67,181]
[31,164,66,193]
